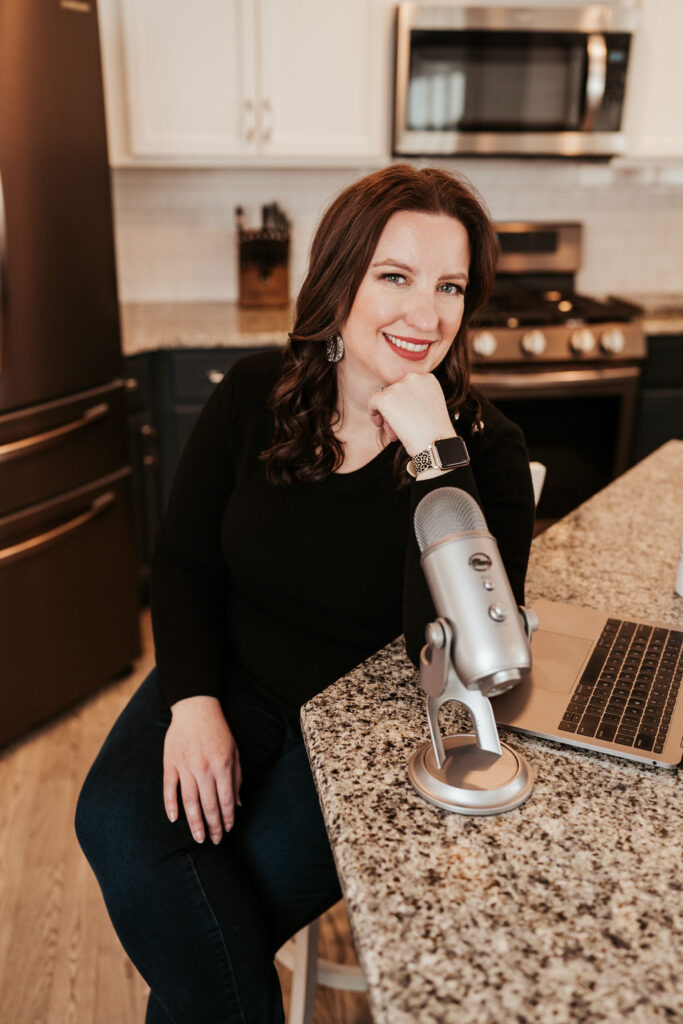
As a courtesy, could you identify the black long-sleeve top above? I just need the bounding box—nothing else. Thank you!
[150,349,535,723]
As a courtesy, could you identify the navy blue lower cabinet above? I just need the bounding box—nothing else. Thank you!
[124,353,162,596]
[157,348,277,504]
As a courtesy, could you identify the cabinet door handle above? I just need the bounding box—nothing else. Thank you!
[0,491,116,567]
[261,98,273,142]
[0,401,110,464]
[206,369,225,385]
[243,99,256,142]
[138,421,160,469]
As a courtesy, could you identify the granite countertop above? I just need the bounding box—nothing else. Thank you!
[120,302,292,356]
[119,298,683,357]
[301,441,683,1024]
[628,294,683,336]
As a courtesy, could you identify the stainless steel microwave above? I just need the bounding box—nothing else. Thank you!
[393,4,639,157]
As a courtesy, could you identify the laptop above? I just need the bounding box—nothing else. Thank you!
[493,599,683,768]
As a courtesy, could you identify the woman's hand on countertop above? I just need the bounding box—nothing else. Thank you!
[367,372,456,458]
[163,695,242,844]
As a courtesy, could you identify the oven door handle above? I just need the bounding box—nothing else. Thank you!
[472,366,641,392]
[581,33,607,130]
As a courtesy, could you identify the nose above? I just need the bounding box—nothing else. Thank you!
[404,289,439,333]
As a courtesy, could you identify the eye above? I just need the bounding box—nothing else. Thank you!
[438,282,465,296]
[380,272,407,285]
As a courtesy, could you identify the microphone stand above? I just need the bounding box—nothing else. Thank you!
[408,616,535,815]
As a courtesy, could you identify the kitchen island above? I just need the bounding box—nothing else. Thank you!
[301,440,683,1024]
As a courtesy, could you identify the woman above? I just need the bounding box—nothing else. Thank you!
[76,165,535,1024]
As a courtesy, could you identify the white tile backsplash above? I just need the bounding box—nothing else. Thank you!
[112,160,683,304]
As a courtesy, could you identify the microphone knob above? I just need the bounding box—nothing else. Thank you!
[524,607,539,635]
[488,603,506,622]
[425,621,447,649]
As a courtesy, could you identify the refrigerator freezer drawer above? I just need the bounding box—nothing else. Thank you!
[0,381,128,517]
[0,467,140,747]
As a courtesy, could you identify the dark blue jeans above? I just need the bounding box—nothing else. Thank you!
[75,669,341,1024]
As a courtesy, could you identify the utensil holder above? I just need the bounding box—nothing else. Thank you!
[238,228,290,308]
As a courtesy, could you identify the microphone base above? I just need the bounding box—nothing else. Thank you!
[408,734,534,816]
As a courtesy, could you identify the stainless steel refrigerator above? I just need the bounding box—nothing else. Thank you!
[0,0,140,746]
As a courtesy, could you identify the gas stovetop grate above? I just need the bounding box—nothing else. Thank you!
[472,288,643,329]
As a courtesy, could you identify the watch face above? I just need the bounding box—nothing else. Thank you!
[434,435,470,469]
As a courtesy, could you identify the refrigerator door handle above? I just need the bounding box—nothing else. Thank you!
[0,490,116,567]
[0,401,110,463]
[0,166,5,375]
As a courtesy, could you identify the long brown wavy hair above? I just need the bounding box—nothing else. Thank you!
[262,164,499,486]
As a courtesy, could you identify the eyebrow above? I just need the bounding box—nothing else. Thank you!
[371,258,469,283]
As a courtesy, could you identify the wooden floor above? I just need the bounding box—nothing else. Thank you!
[0,609,373,1024]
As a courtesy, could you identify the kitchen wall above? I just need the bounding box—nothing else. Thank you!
[112,160,683,305]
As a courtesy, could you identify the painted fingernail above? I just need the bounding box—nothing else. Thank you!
[168,811,177,823]
[193,830,205,843]
[211,833,222,845]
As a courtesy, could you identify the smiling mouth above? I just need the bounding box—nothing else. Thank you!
[383,331,434,354]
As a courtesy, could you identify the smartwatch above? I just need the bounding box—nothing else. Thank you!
[407,435,470,478]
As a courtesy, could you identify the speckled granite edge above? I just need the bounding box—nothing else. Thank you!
[120,301,291,355]
[526,440,683,625]
[642,315,683,335]
[302,442,683,1024]
[629,294,683,336]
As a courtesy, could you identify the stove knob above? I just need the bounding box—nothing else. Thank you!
[520,329,547,356]
[569,328,597,355]
[600,327,626,354]
[472,330,498,358]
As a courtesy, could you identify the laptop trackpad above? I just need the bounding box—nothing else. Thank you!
[530,630,594,694]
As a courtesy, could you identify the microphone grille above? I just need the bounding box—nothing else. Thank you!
[414,487,488,551]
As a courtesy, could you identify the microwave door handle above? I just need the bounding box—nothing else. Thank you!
[581,33,607,130]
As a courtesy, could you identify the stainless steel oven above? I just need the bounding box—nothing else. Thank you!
[394,3,638,157]
[469,223,645,527]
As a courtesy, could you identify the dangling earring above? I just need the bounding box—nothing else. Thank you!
[326,334,344,363]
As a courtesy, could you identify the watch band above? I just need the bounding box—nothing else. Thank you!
[407,448,437,477]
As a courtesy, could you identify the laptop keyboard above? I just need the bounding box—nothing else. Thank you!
[559,618,683,754]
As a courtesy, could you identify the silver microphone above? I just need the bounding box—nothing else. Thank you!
[414,487,531,697]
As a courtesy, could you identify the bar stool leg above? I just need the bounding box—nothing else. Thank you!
[287,919,319,1024]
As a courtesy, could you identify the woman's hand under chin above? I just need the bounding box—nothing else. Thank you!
[367,371,457,458]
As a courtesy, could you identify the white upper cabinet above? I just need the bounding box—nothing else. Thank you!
[623,0,683,158]
[99,0,392,165]
[258,0,385,160]
[120,0,256,159]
